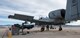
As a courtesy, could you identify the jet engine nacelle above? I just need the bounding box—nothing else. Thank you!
[49,9,65,19]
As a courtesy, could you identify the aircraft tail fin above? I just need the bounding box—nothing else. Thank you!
[65,0,80,21]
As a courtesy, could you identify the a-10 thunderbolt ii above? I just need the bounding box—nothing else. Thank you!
[8,0,80,31]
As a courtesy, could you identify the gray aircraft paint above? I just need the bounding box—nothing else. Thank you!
[65,0,80,21]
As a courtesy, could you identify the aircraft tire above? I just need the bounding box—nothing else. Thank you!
[41,28,45,32]
[59,27,62,31]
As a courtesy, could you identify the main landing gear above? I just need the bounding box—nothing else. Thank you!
[41,26,45,32]
[59,25,62,31]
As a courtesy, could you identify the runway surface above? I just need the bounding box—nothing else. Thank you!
[0,27,80,38]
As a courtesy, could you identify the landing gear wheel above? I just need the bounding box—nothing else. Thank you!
[59,27,62,31]
[59,25,62,31]
[41,27,45,32]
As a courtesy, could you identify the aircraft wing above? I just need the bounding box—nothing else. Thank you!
[8,14,34,21]
[8,14,64,25]
[65,0,80,21]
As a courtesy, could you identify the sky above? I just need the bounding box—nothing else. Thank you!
[0,0,80,25]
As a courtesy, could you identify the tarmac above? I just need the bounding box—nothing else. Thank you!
[0,27,80,38]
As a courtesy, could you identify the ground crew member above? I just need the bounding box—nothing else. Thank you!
[2,28,12,38]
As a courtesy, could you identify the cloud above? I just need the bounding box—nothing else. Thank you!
[0,18,24,25]
[0,8,43,16]
[0,0,67,17]
[0,0,67,25]
[4,0,67,16]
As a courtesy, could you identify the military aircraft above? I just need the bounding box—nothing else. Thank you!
[8,9,65,31]
[8,0,80,31]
